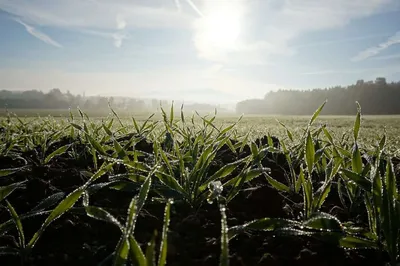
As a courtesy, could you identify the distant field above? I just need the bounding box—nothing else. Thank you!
[219,115,400,153]
[2,108,400,152]
[0,108,153,118]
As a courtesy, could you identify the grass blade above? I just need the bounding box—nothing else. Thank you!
[305,131,315,174]
[28,187,84,249]
[312,182,332,211]
[228,218,300,240]
[351,143,363,174]
[301,174,313,219]
[129,235,146,266]
[28,164,112,249]
[354,102,361,142]
[158,199,172,266]
[339,236,377,249]
[114,197,137,266]
[146,231,157,266]
[199,159,245,192]
[44,144,70,164]
[219,200,229,266]
[0,167,24,178]
[309,100,327,127]
[114,237,130,266]
[136,172,153,214]
[5,200,25,248]
[303,212,343,231]
[295,166,305,194]
[31,192,65,212]
[340,169,371,192]
[154,171,186,195]
[0,181,26,202]
[85,206,123,230]
[265,175,290,192]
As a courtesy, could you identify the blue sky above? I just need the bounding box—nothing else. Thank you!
[0,0,400,105]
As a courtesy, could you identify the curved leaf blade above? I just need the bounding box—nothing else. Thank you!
[44,144,70,164]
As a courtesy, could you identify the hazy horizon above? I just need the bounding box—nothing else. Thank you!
[1,0,400,104]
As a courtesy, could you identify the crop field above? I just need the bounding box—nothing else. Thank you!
[0,102,399,266]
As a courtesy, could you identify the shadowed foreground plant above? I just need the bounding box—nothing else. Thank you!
[208,181,230,266]
[227,211,378,251]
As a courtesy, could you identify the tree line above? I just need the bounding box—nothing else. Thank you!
[0,89,149,111]
[236,77,400,115]
[0,88,225,113]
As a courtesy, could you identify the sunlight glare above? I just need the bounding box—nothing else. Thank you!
[201,7,241,50]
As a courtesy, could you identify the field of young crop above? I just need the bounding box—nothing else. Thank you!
[0,102,399,266]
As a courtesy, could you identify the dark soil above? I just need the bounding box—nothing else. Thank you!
[0,135,396,266]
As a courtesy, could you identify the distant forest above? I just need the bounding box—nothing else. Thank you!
[236,77,400,115]
[0,89,223,113]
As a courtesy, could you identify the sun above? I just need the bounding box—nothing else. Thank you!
[200,8,241,50]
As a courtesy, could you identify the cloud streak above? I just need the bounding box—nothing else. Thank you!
[295,33,392,48]
[0,0,192,48]
[14,18,62,48]
[112,33,127,48]
[184,0,204,17]
[372,53,400,60]
[351,31,400,61]
[0,0,192,29]
[301,65,400,75]
[79,29,128,48]
[116,14,126,30]
[174,0,181,12]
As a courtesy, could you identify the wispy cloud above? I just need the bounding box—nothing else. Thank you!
[115,14,126,30]
[174,0,181,12]
[301,69,367,75]
[0,1,192,29]
[0,0,192,48]
[295,33,392,49]
[351,31,400,61]
[112,33,127,48]
[372,53,400,60]
[14,18,62,48]
[79,29,128,48]
[301,65,400,75]
[184,0,204,17]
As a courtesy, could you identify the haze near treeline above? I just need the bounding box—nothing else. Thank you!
[1,77,400,115]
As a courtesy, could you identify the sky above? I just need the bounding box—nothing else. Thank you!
[0,0,400,105]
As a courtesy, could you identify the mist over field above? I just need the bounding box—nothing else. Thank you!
[1,76,400,117]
